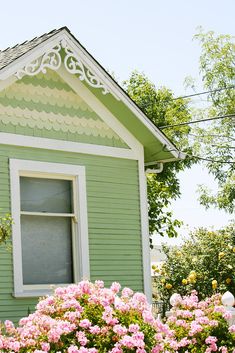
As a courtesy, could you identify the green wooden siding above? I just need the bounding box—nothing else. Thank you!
[0,145,143,323]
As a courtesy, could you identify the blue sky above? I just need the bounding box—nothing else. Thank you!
[1,0,234,94]
[0,0,234,241]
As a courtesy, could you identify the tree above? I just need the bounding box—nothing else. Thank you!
[191,30,235,213]
[124,30,234,243]
[153,223,235,307]
[123,73,194,244]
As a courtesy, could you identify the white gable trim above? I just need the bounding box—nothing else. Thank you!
[0,133,137,160]
[0,32,66,81]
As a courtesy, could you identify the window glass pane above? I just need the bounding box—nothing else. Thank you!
[20,177,73,213]
[21,215,73,284]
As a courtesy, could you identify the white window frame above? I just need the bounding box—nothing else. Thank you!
[10,159,90,297]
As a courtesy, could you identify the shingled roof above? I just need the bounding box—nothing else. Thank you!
[0,27,65,71]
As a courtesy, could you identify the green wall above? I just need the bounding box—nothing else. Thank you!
[0,145,143,323]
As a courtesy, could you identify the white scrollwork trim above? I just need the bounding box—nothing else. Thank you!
[63,45,109,95]
[14,40,119,99]
[15,44,62,79]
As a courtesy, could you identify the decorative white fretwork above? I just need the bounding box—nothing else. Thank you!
[63,46,109,95]
[15,44,62,79]
[15,40,119,99]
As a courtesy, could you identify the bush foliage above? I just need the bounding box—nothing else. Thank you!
[153,224,235,305]
[0,281,235,352]
[166,291,235,352]
[0,281,173,353]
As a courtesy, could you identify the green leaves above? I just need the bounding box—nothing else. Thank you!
[192,29,235,213]
[0,213,13,246]
[124,72,194,241]
[154,223,235,306]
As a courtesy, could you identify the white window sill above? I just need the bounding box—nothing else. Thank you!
[13,289,55,298]
[13,282,75,298]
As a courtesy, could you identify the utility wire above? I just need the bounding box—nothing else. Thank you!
[152,145,234,164]
[176,150,234,164]
[172,85,235,101]
[188,133,235,142]
[212,145,235,149]
[159,113,235,129]
[161,146,234,164]
[190,155,235,164]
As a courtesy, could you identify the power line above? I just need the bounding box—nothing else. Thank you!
[172,85,235,101]
[188,133,235,142]
[159,113,235,129]
[190,155,235,164]
[174,151,234,164]
[212,145,235,149]
[154,145,235,164]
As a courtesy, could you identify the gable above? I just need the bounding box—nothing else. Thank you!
[0,27,183,163]
[0,69,128,148]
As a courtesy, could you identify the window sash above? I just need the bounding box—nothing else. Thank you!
[20,177,74,214]
[10,159,90,297]
[19,176,76,285]
[21,214,74,285]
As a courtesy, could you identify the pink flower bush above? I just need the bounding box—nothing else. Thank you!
[165,291,235,352]
[0,281,173,353]
[0,282,235,352]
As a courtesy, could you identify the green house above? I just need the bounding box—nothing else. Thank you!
[0,27,181,322]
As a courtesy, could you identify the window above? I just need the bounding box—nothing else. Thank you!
[10,159,89,297]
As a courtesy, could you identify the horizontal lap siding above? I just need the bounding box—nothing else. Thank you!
[0,145,143,323]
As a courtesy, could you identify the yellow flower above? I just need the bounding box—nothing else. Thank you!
[182,279,188,285]
[226,278,232,284]
[161,278,166,284]
[152,265,156,270]
[219,252,225,259]
[165,283,172,290]
[212,280,217,289]
[188,271,197,283]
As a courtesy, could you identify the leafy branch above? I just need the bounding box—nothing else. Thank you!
[0,213,13,246]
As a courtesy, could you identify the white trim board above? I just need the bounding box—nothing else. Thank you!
[0,133,137,160]
[10,159,90,297]
[138,151,152,302]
